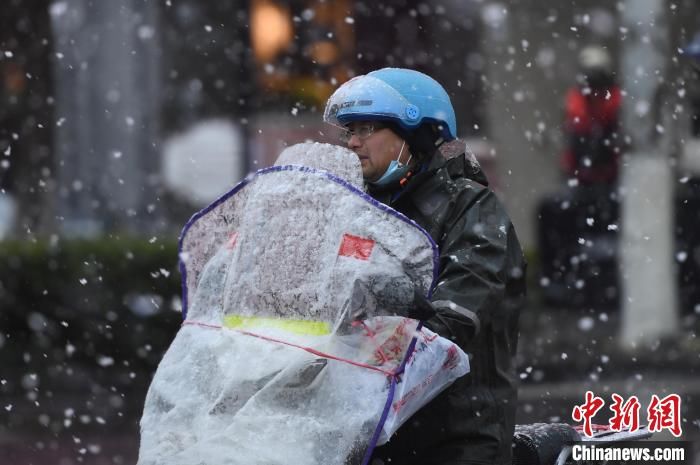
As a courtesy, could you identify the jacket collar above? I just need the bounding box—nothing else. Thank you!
[369,152,489,203]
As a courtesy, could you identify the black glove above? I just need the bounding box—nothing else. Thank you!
[348,279,373,322]
[408,287,437,321]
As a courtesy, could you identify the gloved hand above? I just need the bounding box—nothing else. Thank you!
[348,280,373,322]
[408,287,437,321]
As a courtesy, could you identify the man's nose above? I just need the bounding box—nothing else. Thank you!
[347,133,361,149]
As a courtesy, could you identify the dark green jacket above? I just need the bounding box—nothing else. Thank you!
[369,153,526,465]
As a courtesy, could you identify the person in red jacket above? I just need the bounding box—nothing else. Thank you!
[561,45,623,185]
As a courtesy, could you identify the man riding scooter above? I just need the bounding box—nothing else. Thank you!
[324,68,527,465]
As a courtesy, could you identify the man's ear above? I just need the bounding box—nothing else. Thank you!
[406,123,443,160]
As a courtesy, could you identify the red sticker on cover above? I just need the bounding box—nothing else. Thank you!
[338,233,375,261]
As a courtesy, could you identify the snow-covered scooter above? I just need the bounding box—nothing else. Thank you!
[137,143,469,465]
[138,142,654,465]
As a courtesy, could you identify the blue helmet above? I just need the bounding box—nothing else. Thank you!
[324,68,457,143]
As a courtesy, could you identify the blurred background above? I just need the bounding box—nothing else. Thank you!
[1,0,700,463]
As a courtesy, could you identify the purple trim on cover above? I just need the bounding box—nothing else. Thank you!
[178,165,441,319]
[178,171,258,319]
[360,321,425,465]
[396,320,423,377]
[361,375,397,465]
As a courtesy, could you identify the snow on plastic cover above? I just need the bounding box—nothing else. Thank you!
[138,143,469,465]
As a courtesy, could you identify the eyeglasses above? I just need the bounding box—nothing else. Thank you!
[339,123,385,143]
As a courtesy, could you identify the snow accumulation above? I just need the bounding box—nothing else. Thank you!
[138,142,468,465]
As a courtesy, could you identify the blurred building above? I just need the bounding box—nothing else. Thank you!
[244,1,486,167]
[3,0,700,273]
[1,0,487,239]
[0,0,53,235]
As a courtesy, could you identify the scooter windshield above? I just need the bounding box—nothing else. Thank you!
[138,142,469,465]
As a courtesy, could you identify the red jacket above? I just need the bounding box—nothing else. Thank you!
[561,86,622,185]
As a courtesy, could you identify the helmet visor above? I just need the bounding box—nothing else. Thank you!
[323,75,413,129]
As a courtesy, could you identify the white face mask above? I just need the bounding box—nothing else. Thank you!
[370,142,412,186]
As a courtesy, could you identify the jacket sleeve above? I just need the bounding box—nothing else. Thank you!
[424,185,525,350]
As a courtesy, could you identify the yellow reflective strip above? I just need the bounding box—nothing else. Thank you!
[223,315,331,336]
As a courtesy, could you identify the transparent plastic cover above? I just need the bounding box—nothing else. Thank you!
[138,143,469,465]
